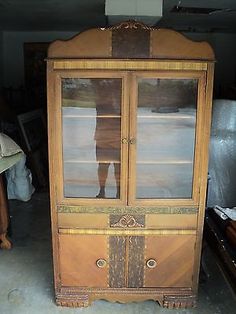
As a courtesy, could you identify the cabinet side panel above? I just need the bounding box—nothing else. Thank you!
[109,236,126,288]
[144,235,195,287]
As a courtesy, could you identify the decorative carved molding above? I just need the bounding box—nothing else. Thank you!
[107,20,156,31]
[56,293,90,308]
[58,205,198,214]
[59,228,196,236]
[163,295,197,309]
[110,214,144,228]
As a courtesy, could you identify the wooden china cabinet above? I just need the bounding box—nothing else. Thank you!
[47,21,215,308]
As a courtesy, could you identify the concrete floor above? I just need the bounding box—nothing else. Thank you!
[0,192,235,314]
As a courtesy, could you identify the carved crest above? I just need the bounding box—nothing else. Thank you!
[110,214,144,228]
[106,20,156,31]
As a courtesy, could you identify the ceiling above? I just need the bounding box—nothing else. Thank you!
[0,0,236,32]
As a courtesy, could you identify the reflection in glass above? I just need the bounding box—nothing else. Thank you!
[62,78,122,199]
[136,78,198,199]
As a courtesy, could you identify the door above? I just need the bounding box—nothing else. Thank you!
[56,72,129,205]
[55,70,205,206]
[59,234,195,288]
[128,71,206,206]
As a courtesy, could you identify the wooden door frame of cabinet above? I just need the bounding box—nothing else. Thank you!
[48,66,210,208]
[50,70,130,206]
[192,62,215,292]
[128,70,207,207]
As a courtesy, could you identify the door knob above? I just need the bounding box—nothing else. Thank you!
[146,258,157,269]
[96,258,107,268]
[129,138,136,145]
[121,138,128,144]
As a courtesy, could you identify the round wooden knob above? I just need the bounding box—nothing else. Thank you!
[96,259,107,268]
[146,258,157,269]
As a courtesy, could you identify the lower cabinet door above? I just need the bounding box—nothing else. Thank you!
[58,234,195,289]
[143,235,195,287]
[59,234,108,287]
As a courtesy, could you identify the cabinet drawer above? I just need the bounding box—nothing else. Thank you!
[59,234,108,287]
[143,235,195,287]
[58,212,197,230]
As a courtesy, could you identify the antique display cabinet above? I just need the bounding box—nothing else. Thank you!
[47,21,215,308]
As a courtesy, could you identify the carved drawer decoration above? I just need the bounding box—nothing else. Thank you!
[110,214,145,228]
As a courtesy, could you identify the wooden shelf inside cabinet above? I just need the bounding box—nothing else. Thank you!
[63,115,121,118]
[47,21,215,308]
[137,160,193,164]
[137,115,195,119]
[64,160,120,164]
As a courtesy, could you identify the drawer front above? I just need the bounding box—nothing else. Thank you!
[58,212,197,230]
[144,235,195,287]
[59,234,108,287]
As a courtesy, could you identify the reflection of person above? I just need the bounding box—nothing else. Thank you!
[93,79,121,199]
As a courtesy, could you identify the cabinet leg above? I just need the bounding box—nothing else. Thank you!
[56,293,90,307]
[162,295,196,309]
[0,233,12,249]
[0,174,11,250]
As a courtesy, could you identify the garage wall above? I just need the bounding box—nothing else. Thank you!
[186,32,236,97]
[2,30,236,96]
[0,31,3,88]
[2,31,77,87]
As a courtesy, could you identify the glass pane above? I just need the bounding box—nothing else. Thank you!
[136,78,198,199]
[62,78,122,199]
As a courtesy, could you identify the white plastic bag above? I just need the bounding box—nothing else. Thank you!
[5,153,35,202]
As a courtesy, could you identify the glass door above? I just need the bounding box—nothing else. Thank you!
[60,72,128,204]
[129,71,205,205]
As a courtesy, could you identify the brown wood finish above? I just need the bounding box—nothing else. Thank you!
[58,212,197,229]
[109,236,126,288]
[48,29,112,58]
[47,21,215,308]
[144,235,195,287]
[128,236,145,287]
[150,29,214,60]
[112,28,150,58]
[59,234,108,287]
[58,213,109,229]
[0,174,11,249]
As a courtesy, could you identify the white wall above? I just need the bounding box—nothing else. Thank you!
[2,31,77,87]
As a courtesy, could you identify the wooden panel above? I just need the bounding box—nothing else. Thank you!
[48,22,214,61]
[146,214,197,229]
[58,213,108,229]
[59,228,196,236]
[0,174,11,249]
[58,205,198,214]
[144,235,195,287]
[128,236,145,287]
[0,175,8,235]
[112,29,150,58]
[59,234,108,287]
[109,236,126,288]
[48,29,112,58]
[151,29,215,60]
[53,60,208,71]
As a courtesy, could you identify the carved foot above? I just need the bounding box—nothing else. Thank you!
[163,295,196,309]
[56,293,90,307]
[0,233,12,249]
